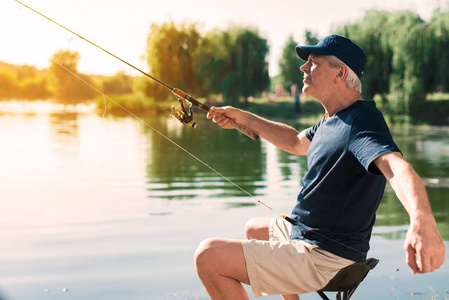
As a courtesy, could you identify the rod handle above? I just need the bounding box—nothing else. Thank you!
[284,216,298,226]
[172,89,259,141]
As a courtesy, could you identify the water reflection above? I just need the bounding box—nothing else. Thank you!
[145,118,266,199]
[391,126,449,178]
[142,117,449,240]
[0,102,448,300]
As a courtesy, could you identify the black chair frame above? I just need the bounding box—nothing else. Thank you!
[316,258,379,300]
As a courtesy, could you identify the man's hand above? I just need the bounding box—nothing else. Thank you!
[375,152,445,274]
[207,106,240,130]
[404,219,445,274]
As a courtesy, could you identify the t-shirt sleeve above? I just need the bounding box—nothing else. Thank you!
[305,117,325,141]
[349,111,401,175]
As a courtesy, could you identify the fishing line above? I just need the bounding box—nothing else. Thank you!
[13,0,256,197]
[50,58,254,199]
[101,94,107,117]
[21,0,371,259]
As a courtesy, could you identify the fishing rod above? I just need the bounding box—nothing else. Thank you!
[14,0,372,259]
[14,0,259,141]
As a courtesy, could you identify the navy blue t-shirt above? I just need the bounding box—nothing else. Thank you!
[290,100,401,262]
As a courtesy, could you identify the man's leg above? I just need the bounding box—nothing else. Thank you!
[245,218,300,300]
[245,217,270,240]
[194,237,250,300]
[193,217,270,299]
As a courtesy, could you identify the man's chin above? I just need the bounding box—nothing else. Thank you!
[302,86,310,96]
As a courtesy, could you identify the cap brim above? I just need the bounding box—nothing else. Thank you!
[296,46,332,61]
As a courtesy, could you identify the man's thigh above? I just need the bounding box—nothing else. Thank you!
[245,217,271,240]
[242,216,355,298]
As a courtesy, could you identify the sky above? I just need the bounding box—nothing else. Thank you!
[0,0,446,77]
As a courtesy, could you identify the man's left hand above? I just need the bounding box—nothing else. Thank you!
[404,219,445,274]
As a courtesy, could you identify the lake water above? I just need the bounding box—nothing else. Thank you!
[0,101,448,300]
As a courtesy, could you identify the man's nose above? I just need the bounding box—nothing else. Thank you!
[300,61,310,72]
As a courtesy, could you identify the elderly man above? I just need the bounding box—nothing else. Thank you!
[194,34,445,300]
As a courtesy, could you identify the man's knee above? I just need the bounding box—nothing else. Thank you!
[194,238,222,275]
[245,217,270,240]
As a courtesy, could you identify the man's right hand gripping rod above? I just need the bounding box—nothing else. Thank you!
[172,88,259,141]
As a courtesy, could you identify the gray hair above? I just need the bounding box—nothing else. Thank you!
[326,55,362,94]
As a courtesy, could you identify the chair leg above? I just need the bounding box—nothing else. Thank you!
[317,291,330,300]
[347,284,360,299]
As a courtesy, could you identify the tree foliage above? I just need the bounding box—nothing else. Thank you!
[428,10,449,93]
[335,9,449,116]
[145,23,270,106]
[337,11,392,103]
[2,9,449,120]
[204,27,269,106]
[0,62,50,100]
[304,30,319,46]
[145,22,201,101]
[48,50,95,102]
[101,72,133,95]
[278,35,303,91]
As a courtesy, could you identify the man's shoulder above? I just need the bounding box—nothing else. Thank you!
[340,100,384,125]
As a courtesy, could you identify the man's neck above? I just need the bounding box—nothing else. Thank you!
[320,91,361,120]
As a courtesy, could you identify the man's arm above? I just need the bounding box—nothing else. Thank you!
[374,152,445,274]
[207,106,310,155]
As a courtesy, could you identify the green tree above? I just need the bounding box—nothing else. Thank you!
[195,27,270,106]
[336,10,433,116]
[19,74,50,99]
[0,68,17,99]
[428,10,449,93]
[0,63,51,100]
[49,50,95,102]
[234,27,270,105]
[278,35,303,91]
[145,21,201,101]
[102,72,133,95]
[304,30,319,46]
[384,11,425,114]
[337,11,392,103]
[193,29,228,96]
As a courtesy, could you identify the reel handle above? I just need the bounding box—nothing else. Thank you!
[172,89,259,141]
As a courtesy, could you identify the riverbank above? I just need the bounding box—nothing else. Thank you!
[92,93,449,127]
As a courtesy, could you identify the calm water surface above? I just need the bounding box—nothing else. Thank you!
[0,101,448,300]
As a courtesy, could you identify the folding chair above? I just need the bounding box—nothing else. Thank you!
[316,258,379,300]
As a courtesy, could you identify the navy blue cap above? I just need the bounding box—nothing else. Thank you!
[296,34,367,78]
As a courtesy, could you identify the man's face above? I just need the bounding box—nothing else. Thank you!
[300,55,336,98]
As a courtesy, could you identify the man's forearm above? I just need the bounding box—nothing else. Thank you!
[209,107,308,155]
[382,153,433,222]
[239,110,303,154]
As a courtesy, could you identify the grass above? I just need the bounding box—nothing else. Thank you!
[91,92,449,127]
[245,95,324,127]
[93,93,171,116]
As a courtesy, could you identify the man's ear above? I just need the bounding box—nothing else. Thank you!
[335,65,348,83]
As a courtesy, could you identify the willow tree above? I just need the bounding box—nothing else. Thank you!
[337,10,432,115]
[195,27,269,106]
[145,21,201,101]
[428,10,449,93]
[278,35,303,92]
[48,50,94,102]
[337,11,392,103]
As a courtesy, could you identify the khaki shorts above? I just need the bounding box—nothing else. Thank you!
[241,218,354,297]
